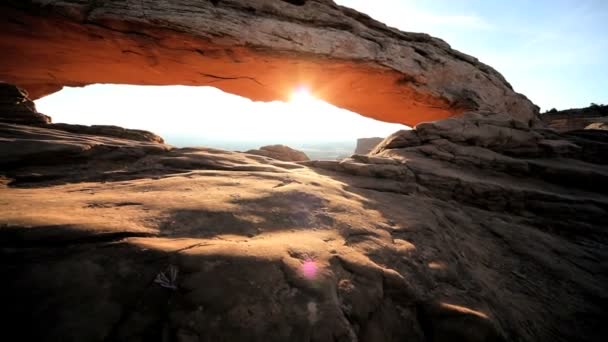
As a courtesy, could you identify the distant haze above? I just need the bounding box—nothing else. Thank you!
[35,85,406,154]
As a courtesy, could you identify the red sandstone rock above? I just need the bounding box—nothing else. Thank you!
[0,0,538,126]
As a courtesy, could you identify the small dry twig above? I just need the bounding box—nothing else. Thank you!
[155,265,178,290]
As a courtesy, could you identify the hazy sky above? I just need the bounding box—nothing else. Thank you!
[36,0,607,145]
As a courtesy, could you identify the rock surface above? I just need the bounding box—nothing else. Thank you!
[0,123,170,168]
[1,108,607,341]
[49,123,165,144]
[0,1,604,340]
[0,82,51,125]
[0,82,164,144]
[0,0,538,126]
[354,137,384,155]
[586,122,608,130]
[246,144,310,162]
[541,104,608,132]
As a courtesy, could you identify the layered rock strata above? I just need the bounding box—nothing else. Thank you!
[2,106,606,341]
[246,144,311,162]
[0,0,538,126]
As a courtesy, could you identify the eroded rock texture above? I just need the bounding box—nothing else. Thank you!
[246,144,311,162]
[1,88,607,342]
[0,83,51,125]
[0,82,164,144]
[0,0,538,126]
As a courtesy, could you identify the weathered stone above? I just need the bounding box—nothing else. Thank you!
[0,123,170,168]
[246,144,310,162]
[1,112,607,341]
[50,123,165,143]
[586,122,608,130]
[0,82,51,125]
[0,83,164,143]
[0,1,605,341]
[0,0,538,126]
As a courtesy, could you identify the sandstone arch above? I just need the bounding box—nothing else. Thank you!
[0,0,538,126]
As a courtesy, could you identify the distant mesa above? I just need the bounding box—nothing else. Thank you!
[541,104,608,132]
[586,122,608,130]
[246,144,310,162]
[354,137,384,155]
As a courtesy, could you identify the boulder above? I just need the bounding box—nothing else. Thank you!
[246,144,310,162]
[0,82,51,125]
[0,82,164,143]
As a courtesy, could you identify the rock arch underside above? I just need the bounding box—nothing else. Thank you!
[1,1,608,342]
[0,0,539,126]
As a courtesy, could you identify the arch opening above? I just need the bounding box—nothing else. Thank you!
[0,0,538,130]
[35,84,408,159]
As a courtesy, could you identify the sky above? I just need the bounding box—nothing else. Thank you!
[35,0,608,147]
[336,0,608,110]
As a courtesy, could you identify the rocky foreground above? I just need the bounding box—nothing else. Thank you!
[1,85,607,342]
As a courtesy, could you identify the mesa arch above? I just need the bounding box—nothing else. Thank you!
[0,0,538,127]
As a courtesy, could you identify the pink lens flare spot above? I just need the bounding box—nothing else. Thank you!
[302,260,318,279]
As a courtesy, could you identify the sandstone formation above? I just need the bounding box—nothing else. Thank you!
[0,82,51,125]
[586,122,608,130]
[0,122,170,168]
[1,88,607,342]
[354,137,384,155]
[0,0,538,126]
[0,82,164,144]
[49,123,165,144]
[246,144,310,162]
[0,0,605,341]
[541,104,608,132]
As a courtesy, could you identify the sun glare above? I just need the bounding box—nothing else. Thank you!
[35,85,408,147]
[290,86,315,104]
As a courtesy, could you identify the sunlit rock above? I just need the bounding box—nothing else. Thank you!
[246,144,310,162]
[0,0,538,126]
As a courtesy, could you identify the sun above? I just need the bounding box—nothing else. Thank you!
[289,86,315,104]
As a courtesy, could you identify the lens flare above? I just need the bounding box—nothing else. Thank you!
[301,260,318,279]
